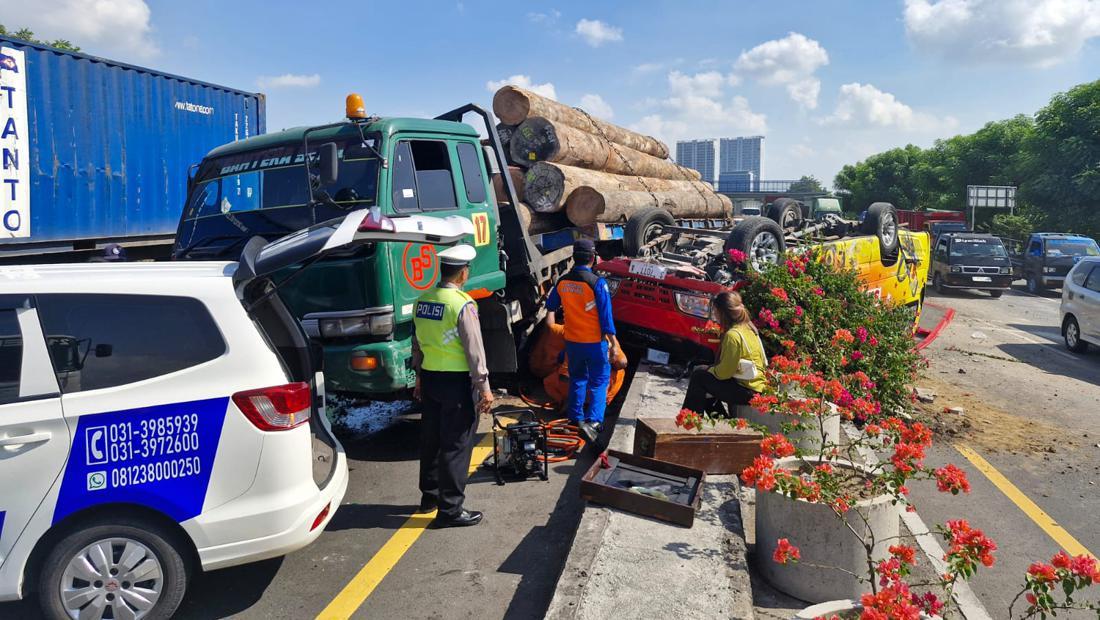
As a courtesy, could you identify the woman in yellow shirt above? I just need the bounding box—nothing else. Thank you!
[681,291,768,416]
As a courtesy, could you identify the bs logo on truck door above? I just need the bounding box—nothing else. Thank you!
[403,243,438,290]
[472,212,490,247]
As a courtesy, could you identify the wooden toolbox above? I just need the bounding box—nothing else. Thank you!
[580,449,705,527]
[633,417,762,475]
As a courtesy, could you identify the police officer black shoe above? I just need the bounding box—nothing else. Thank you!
[430,509,483,529]
[579,421,599,444]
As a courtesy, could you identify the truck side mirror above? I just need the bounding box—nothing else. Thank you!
[319,142,339,187]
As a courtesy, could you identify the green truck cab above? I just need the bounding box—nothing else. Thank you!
[173,100,570,396]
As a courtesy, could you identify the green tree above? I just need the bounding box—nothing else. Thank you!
[0,24,81,52]
[834,144,926,211]
[788,175,826,194]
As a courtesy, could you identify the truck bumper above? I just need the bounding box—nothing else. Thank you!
[1040,276,1065,288]
[321,339,414,396]
[943,274,1014,290]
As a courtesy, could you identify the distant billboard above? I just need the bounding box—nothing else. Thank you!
[967,185,1016,210]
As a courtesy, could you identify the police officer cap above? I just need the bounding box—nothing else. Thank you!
[573,239,596,254]
[439,244,477,266]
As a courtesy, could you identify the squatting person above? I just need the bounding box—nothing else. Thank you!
[412,244,493,529]
[546,239,622,443]
[681,291,767,416]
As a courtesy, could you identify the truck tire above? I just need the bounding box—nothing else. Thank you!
[989,290,1003,298]
[767,198,803,231]
[725,216,786,272]
[862,202,900,258]
[39,517,190,620]
[624,208,675,257]
[932,272,944,294]
[1027,274,1042,294]
[1064,316,1089,353]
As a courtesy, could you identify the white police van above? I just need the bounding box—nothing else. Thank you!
[0,209,472,619]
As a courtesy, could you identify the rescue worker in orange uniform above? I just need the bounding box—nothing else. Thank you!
[545,240,621,443]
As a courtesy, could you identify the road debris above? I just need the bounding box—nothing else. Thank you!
[913,387,936,403]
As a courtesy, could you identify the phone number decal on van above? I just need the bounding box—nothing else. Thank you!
[53,397,230,525]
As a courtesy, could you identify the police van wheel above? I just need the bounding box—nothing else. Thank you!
[39,519,189,620]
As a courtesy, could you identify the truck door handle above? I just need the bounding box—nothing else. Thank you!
[0,432,52,447]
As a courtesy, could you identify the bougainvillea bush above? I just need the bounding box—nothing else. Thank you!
[731,248,924,416]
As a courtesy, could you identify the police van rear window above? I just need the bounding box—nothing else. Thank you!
[36,295,226,393]
[0,310,22,404]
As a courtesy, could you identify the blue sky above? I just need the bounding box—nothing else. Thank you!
[5,0,1100,186]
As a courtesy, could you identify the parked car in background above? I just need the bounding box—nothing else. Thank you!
[1061,256,1100,353]
[930,232,1013,297]
[1007,233,1100,293]
[926,220,969,245]
[0,209,469,619]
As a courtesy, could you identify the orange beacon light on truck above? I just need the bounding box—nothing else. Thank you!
[346,93,367,120]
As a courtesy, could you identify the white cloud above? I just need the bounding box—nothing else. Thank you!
[485,75,558,100]
[735,32,829,109]
[527,9,562,23]
[790,143,815,159]
[904,0,1100,66]
[257,73,321,89]
[3,0,158,59]
[579,94,614,119]
[822,83,957,132]
[668,71,740,99]
[633,61,665,74]
[575,19,624,47]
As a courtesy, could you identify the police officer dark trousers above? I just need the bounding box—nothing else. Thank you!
[546,240,621,444]
[412,244,493,529]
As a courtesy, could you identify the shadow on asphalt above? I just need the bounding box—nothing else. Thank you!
[996,343,1100,386]
[340,418,421,463]
[324,503,421,532]
[176,557,285,619]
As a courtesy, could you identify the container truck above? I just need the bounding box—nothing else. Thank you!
[173,95,573,398]
[0,36,264,262]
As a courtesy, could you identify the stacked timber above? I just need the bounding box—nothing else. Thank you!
[490,85,730,231]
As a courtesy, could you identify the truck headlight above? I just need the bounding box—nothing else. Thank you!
[950,265,962,273]
[674,292,711,318]
[1044,266,1057,273]
[312,311,395,339]
[1000,266,1011,274]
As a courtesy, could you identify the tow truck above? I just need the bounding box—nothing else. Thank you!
[596,203,930,360]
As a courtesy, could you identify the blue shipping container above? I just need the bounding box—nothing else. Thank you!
[0,36,265,256]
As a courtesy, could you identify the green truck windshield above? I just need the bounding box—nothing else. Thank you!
[184,140,379,221]
[1046,238,1100,257]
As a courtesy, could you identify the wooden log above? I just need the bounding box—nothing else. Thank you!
[565,187,730,227]
[491,166,526,206]
[493,85,669,159]
[510,117,699,182]
[522,161,724,213]
[515,201,570,235]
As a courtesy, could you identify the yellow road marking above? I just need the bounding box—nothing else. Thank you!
[317,433,496,619]
[955,443,1095,559]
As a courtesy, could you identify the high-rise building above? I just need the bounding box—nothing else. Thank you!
[719,136,764,180]
[675,139,717,184]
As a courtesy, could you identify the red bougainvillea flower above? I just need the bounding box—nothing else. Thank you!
[1070,553,1099,581]
[794,305,804,318]
[733,418,749,430]
[728,248,748,264]
[850,350,864,362]
[934,464,971,495]
[812,286,825,297]
[1025,592,1038,606]
[1027,561,1057,583]
[741,454,778,491]
[946,520,997,568]
[760,433,796,458]
[889,544,917,567]
[859,583,922,620]
[856,326,869,343]
[832,328,855,345]
[1052,550,1072,570]
[785,259,804,276]
[913,591,944,617]
[675,408,702,431]
[772,538,800,564]
[771,287,790,303]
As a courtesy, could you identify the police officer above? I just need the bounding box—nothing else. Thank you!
[412,244,492,528]
[546,239,621,444]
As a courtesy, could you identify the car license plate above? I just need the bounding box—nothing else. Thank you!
[973,276,992,282]
[629,260,668,280]
[646,348,671,365]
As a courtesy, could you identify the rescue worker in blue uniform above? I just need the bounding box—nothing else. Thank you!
[546,239,621,443]
[412,244,492,529]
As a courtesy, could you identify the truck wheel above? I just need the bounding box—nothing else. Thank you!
[1027,274,1042,294]
[1064,316,1089,353]
[767,198,803,231]
[932,272,944,294]
[989,290,1003,298]
[862,202,900,257]
[623,208,675,257]
[725,216,786,272]
[39,518,190,620]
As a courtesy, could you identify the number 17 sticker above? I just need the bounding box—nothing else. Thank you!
[472,212,490,247]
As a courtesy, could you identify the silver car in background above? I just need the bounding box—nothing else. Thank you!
[1061,256,1100,352]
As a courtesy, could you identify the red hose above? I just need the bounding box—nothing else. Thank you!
[516,386,586,461]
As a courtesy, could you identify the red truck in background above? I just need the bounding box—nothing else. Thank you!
[896,209,967,231]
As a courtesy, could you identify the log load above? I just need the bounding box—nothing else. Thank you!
[515,201,570,235]
[523,162,729,213]
[510,117,700,182]
[493,86,669,159]
[566,187,730,227]
[491,166,526,206]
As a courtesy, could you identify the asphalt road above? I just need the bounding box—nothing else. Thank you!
[3,387,626,619]
[910,285,1100,617]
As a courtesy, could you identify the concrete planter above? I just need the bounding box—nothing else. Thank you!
[756,457,899,603]
[793,599,940,619]
[735,404,840,452]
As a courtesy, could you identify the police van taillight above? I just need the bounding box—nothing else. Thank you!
[233,382,313,431]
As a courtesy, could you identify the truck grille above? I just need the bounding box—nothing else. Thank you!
[960,266,1002,274]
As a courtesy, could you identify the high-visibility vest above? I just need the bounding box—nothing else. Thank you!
[556,269,603,344]
[414,287,474,372]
